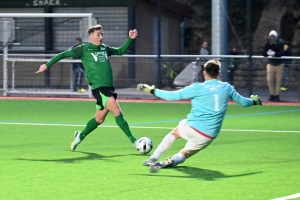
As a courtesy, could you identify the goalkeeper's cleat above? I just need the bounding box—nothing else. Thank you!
[143,158,157,166]
[250,95,262,106]
[71,131,82,151]
[160,157,174,168]
[149,157,174,173]
[136,83,156,94]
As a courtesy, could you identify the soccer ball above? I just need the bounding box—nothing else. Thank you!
[136,137,153,154]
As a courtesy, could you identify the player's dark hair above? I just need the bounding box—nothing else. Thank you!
[204,60,221,78]
[88,24,103,35]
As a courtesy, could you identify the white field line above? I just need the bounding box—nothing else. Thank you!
[0,122,172,129]
[272,193,300,200]
[222,129,300,133]
[0,122,300,133]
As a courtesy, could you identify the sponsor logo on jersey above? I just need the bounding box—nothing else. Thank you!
[91,53,98,61]
[91,52,108,62]
[205,84,223,91]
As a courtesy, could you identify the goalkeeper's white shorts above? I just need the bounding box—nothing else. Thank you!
[178,119,213,156]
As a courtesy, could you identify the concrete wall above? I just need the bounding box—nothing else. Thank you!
[135,0,182,85]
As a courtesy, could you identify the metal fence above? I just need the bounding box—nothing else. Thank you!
[1,54,299,101]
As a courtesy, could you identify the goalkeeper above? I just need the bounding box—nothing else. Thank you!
[36,24,138,151]
[137,59,262,173]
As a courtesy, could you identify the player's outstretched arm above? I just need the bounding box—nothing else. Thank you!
[108,30,138,56]
[36,64,47,73]
[250,95,263,105]
[35,50,77,73]
[137,83,155,94]
[137,83,196,101]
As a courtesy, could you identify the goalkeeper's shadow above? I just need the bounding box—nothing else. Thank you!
[172,166,263,181]
[132,166,262,181]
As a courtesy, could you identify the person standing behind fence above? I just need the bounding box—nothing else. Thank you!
[228,46,240,86]
[262,30,284,102]
[281,44,293,91]
[199,41,209,82]
[70,37,86,93]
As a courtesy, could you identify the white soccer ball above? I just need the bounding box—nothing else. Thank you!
[136,137,153,154]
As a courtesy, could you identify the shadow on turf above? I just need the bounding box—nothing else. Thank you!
[213,137,278,146]
[14,151,141,163]
[132,166,262,181]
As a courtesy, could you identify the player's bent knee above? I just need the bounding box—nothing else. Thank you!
[171,127,181,138]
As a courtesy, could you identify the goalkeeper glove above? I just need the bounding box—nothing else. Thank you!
[250,95,262,105]
[137,83,156,95]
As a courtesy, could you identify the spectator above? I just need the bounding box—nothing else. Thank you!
[281,44,293,91]
[200,41,209,56]
[199,41,210,82]
[70,37,86,93]
[228,46,240,85]
[262,30,284,102]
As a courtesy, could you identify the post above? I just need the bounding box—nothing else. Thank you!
[180,20,186,55]
[88,14,93,98]
[3,43,8,96]
[70,65,73,91]
[128,5,136,85]
[44,6,53,88]
[2,20,9,96]
[247,0,253,96]
[12,61,15,90]
[212,0,228,82]
[156,0,162,87]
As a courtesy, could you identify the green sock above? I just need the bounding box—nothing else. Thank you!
[115,114,137,143]
[80,118,100,140]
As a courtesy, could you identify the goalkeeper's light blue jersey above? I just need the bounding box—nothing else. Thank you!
[155,79,253,138]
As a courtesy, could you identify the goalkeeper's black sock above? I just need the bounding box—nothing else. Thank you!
[79,118,100,140]
[115,114,137,144]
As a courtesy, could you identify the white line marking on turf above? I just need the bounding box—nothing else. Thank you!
[0,122,173,129]
[0,122,300,133]
[272,193,300,200]
[222,129,300,133]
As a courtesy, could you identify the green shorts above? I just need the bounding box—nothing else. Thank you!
[92,87,117,110]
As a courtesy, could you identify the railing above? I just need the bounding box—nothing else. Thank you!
[1,54,299,101]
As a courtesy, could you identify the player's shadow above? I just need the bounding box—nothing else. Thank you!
[133,166,262,181]
[15,151,131,163]
[213,137,277,146]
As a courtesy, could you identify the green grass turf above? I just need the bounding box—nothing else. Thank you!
[0,99,300,200]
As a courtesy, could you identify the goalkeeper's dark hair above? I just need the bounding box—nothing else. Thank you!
[88,24,103,35]
[204,60,221,78]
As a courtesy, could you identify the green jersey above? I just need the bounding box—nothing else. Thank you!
[46,37,133,90]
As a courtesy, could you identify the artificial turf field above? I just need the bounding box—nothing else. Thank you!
[0,98,299,200]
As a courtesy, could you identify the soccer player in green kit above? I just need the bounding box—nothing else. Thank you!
[36,24,138,151]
